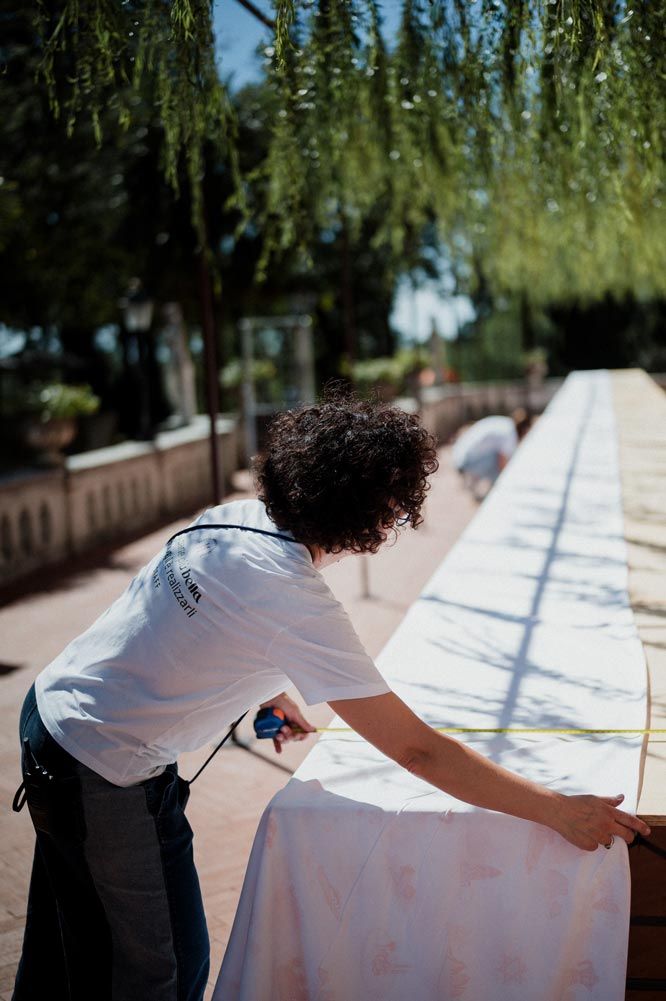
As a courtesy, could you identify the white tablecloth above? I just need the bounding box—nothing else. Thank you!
[214,371,647,1001]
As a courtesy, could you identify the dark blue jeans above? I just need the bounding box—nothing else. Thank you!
[13,686,209,1001]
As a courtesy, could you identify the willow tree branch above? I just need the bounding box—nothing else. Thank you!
[232,0,276,32]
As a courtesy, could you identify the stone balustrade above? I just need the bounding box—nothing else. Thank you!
[0,416,239,588]
[416,376,563,443]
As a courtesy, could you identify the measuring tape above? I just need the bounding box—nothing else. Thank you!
[316,728,660,736]
[314,726,666,735]
[254,710,665,739]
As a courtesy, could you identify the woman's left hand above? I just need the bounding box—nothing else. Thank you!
[259,693,317,754]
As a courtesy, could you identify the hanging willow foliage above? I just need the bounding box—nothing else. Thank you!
[33,0,665,303]
[35,0,241,233]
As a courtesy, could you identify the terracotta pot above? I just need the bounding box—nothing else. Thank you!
[23,417,77,466]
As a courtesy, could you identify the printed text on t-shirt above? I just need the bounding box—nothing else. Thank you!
[151,539,202,618]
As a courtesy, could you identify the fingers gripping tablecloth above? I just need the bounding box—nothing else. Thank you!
[214,371,647,1001]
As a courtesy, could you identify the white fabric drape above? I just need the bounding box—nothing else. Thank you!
[214,371,647,1001]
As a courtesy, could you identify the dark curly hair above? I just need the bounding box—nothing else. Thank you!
[253,391,439,554]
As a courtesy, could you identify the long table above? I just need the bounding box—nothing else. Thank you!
[214,371,649,1001]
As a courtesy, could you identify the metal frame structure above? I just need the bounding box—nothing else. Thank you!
[239,314,315,461]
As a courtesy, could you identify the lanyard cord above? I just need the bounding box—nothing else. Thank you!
[166,523,296,547]
[186,712,248,786]
[167,521,300,786]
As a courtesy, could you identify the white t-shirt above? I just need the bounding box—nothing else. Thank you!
[452,416,518,470]
[36,500,390,786]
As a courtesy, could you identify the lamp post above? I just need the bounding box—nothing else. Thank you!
[119,278,154,440]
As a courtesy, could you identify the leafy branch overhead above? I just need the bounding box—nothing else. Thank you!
[34,0,665,303]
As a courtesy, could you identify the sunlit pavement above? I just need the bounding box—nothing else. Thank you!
[0,444,477,999]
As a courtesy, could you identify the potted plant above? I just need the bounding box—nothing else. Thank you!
[220,358,280,411]
[393,346,430,399]
[523,347,548,386]
[349,356,403,401]
[21,383,101,466]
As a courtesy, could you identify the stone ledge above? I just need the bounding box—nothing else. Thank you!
[0,415,240,585]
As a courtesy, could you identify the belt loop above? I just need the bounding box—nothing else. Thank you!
[12,781,27,813]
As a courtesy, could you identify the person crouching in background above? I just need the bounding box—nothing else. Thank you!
[453,407,532,500]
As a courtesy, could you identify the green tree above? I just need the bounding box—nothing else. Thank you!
[24,0,665,307]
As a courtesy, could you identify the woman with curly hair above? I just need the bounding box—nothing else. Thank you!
[255,393,438,556]
[13,391,647,1001]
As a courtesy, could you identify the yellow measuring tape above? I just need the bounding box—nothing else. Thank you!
[311,726,666,735]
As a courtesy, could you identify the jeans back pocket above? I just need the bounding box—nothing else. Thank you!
[21,737,87,843]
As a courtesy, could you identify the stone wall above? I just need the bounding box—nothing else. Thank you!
[0,416,239,587]
[417,377,563,444]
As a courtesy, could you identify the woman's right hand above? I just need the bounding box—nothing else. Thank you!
[553,792,651,851]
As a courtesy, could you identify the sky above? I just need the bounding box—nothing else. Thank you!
[390,282,476,343]
[213,0,405,90]
[213,0,272,90]
[212,0,475,343]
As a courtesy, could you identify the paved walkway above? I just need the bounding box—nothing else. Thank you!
[0,444,478,1000]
